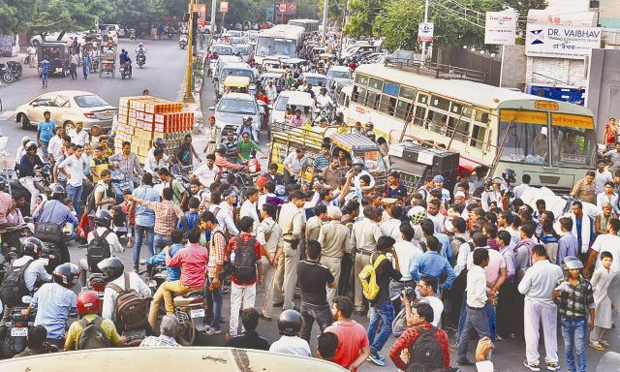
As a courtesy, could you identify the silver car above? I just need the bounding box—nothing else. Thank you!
[211,93,264,139]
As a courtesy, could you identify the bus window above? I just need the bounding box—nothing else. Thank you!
[400,86,417,100]
[369,78,383,91]
[352,86,366,104]
[366,91,380,110]
[395,100,412,120]
[355,74,368,86]
[379,95,397,115]
[447,117,470,142]
[475,110,489,124]
[498,121,548,165]
[430,96,450,111]
[427,110,448,134]
[470,124,488,150]
[551,127,596,168]
[414,106,426,127]
[417,94,429,105]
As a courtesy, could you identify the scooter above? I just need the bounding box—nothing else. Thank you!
[136,53,146,68]
[179,34,188,49]
[119,62,132,79]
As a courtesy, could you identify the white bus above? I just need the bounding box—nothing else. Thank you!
[287,19,319,34]
[348,62,597,192]
[254,25,305,64]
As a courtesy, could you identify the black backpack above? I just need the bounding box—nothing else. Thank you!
[87,230,111,273]
[407,326,444,371]
[0,258,34,306]
[76,317,110,350]
[232,236,257,282]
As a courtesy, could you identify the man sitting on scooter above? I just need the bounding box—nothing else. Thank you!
[119,49,132,75]
[135,43,147,62]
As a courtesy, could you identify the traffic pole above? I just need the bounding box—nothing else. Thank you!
[322,0,329,45]
[183,0,196,103]
[210,0,217,35]
[421,0,429,63]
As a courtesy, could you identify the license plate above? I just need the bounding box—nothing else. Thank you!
[99,111,113,119]
[11,327,27,337]
[190,308,205,318]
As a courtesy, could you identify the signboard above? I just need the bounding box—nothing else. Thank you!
[193,4,207,27]
[418,22,434,43]
[525,24,602,59]
[535,101,559,111]
[220,1,228,13]
[484,11,517,45]
[276,2,297,15]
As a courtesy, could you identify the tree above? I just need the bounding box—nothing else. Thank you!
[504,0,548,36]
[0,0,36,34]
[345,0,387,37]
[103,0,167,25]
[28,0,112,35]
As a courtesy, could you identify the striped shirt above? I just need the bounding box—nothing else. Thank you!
[312,155,330,171]
[142,200,184,237]
[140,334,180,347]
[207,227,226,279]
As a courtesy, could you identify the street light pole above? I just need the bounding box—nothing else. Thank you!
[210,0,217,35]
[183,0,196,102]
[322,0,329,44]
[421,0,429,63]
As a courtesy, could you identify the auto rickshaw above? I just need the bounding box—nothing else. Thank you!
[223,75,251,94]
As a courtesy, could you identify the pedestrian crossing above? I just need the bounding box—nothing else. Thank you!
[0,110,14,121]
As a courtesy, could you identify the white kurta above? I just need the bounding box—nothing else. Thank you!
[590,266,615,329]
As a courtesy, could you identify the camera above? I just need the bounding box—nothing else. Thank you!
[400,286,415,301]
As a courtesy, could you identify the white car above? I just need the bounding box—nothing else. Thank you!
[30,32,84,48]
[14,90,117,133]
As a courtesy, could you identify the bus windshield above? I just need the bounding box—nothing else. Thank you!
[550,125,596,168]
[499,121,550,166]
[256,37,295,57]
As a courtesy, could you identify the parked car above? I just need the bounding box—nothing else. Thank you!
[30,32,83,49]
[14,90,117,133]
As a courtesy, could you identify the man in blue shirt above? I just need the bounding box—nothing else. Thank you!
[177,197,200,234]
[32,184,78,263]
[145,229,183,281]
[411,235,456,295]
[421,219,453,264]
[37,111,55,162]
[22,263,79,349]
[131,173,160,271]
[39,56,50,88]
[384,171,408,203]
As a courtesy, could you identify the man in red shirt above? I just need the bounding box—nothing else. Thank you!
[324,296,370,371]
[389,302,451,370]
[225,216,263,337]
[148,227,209,328]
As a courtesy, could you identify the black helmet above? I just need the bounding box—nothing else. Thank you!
[154,138,165,149]
[21,237,44,258]
[26,141,38,152]
[277,309,303,336]
[216,144,227,154]
[49,183,65,200]
[502,169,516,184]
[52,263,79,288]
[94,209,112,228]
[336,112,344,121]
[97,257,124,282]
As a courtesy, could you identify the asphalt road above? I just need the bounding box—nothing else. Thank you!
[0,38,188,156]
[2,39,619,371]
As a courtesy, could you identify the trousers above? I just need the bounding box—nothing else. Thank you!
[148,280,204,328]
[319,255,341,305]
[524,298,559,364]
[204,276,223,331]
[260,256,276,318]
[229,282,256,336]
[354,253,372,311]
[457,306,489,362]
[561,316,587,372]
[300,301,333,342]
[274,242,298,310]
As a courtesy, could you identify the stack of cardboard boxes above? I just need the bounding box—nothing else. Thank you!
[114,96,194,163]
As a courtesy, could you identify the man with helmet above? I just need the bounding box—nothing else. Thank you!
[0,237,52,340]
[135,42,147,62]
[18,141,47,207]
[32,183,78,263]
[80,210,123,280]
[21,263,79,349]
[553,256,595,372]
[64,290,125,350]
[269,309,311,357]
[236,116,257,142]
[14,136,32,176]
[98,257,151,324]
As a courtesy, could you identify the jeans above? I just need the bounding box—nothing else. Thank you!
[204,276,223,331]
[40,141,50,162]
[457,306,489,361]
[367,299,395,354]
[66,184,83,216]
[300,301,333,341]
[133,225,154,269]
[456,293,496,343]
[82,65,89,79]
[153,234,171,255]
[70,63,77,79]
[561,317,587,372]
[41,73,48,88]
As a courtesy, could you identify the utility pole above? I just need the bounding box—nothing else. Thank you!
[322,0,329,45]
[210,0,217,35]
[183,0,195,102]
[421,0,429,63]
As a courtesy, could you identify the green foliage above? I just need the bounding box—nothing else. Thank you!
[102,0,167,24]
[345,0,386,37]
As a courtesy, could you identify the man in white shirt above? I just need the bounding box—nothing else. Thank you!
[316,87,334,108]
[456,248,490,366]
[518,244,563,372]
[70,121,90,146]
[416,275,443,327]
[48,127,66,164]
[380,204,403,242]
[513,174,531,199]
[350,206,382,313]
[391,224,423,308]
[256,203,282,319]
[56,144,87,216]
[191,154,220,188]
[144,148,168,175]
[239,188,260,230]
[264,80,277,103]
[99,257,151,322]
[282,148,308,184]
[212,190,239,236]
[595,159,613,194]
[585,217,620,276]
[269,310,311,357]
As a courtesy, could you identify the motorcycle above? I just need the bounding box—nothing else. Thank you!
[119,63,132,80]
[10,164,52,216]
[1,295,36,358]
[0,61,22,84]
[142,262,205,345]
[136,53,146,68]
[179,34,188,49]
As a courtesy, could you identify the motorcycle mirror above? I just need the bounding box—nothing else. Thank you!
[21,295,32,304]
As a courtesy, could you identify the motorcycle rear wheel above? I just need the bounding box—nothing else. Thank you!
[2,72,14,83]
[176,316,196,346]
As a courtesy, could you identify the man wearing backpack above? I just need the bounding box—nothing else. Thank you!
[148,227,208,329]
[64,290,125,350]
[225,216,263,337]
[364,236,402,366]
[176,197,201,236]
[0,238,52,340]
[80,210,122,285]
[389,302,450,371]
[158,168,188,210]
[99,257,151,334]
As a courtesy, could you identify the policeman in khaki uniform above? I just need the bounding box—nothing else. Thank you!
[256,203,282,320]
[317,206,351,304]
[274,190,305,310]
[350,205,383,314]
